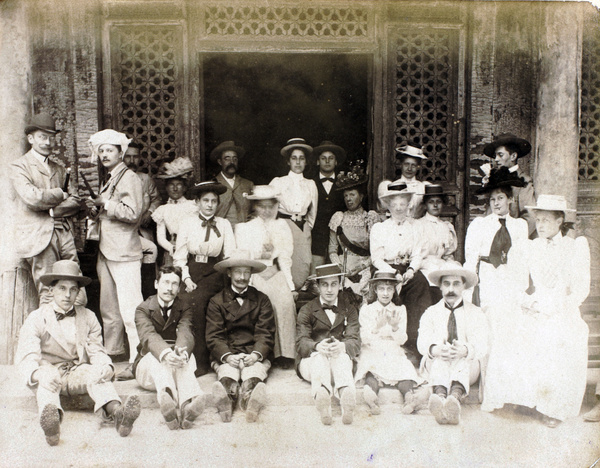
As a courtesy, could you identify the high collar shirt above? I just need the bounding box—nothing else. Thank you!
[320,297,339,325]
[157,297,175,317]
[320,172,334,194]
[269,171,318,229]
[51,301,77,357]
[174,214,235,281]
[31,148,50,168]
[152,197,199,235]
[369,216,425,272]
[417,212,458,259]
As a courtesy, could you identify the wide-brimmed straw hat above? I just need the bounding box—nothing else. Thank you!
[476,167,526,194]
[25,113,61,135]
[428,263,478,290]
[245,185,280,201]
[209,141,246,162]
[189,180,227,197]
[40,260,92,287]
[525,194,575,214]
[214,250,267,274]
[313,141,346,165]
[156,157,194,179]
[377,181,415,201]
[396,144,427,161]
[483,133,531,159]
[280,138,313,158]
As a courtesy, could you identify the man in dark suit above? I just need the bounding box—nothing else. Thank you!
[296,263,360,425]
[206,250,275,423]
[211,141,254,226]
[133,265,208,430]
[311,141,346,272]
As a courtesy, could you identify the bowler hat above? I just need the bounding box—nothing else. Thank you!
[25,113,61,135]
[209,141,246,163]
[40,260,92,287]
[422,184,449,203]
[313,141,346,165]
[189,180,227,197]
[280,138,313,158]
[396,144,427,161]
[214,250,267,274]
[483,134,531,159]
[428,263,478,290]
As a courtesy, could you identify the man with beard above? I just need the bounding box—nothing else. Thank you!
[417,264,488,425]
[211,141,254,226]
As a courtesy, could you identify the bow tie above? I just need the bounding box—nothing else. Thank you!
[323,304,338,313]
[56,309,76,321]
[233,290,247,300]
[168,199,179,204]
[199,214,221,241]
[321,177,334,183]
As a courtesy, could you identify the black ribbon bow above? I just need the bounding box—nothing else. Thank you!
[321,177,335,183]
[199,214,221,241]
[323,304,338,314]
[55,309,76,321]
[488,218,511,268]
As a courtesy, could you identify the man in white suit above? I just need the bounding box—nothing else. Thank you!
[10,113,86,304]
[15,260,141,446]
[417,264,488,425]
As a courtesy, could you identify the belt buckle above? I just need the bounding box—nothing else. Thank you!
[195,254,208,263]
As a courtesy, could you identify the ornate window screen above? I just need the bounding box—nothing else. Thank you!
[579,20,600,181]
[204,5,368,37]
[392,30,458,182]
[109,25,183,174]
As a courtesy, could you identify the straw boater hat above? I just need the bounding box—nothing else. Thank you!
[377,181,415,201]
[280,138,313,158]
[156,157,194,179]
[189,180,227,197]
[369,269,400,284]
[214,249,267,274]
[244,185,280,201]
[209,141,246,163]
[422,184,449,203]
[428,263,478,290]
[476,166,526,194]
[40,260,92,287]
[525,194,576,214]
[313,141,346,166]
[25,113,61,135]
[395,144,428,161]
[483,133,532,159]
[313,263,344,281]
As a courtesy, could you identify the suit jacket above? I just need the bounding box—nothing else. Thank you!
[15,303,112,386]
[311,175,345,257]
[96,162,144,261]
[296,293,361,366]
[133,295,194,371]
[10,150,80,257]
[205,286,275,362]
[215,172,254,226]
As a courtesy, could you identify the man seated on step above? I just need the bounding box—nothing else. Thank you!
[296,264,361,425]
[206,250,275,423]
[15,260,141,446]
[417,263,488,425]
[133,265,208,430]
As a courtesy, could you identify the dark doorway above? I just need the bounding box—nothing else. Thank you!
[202,53,370,184]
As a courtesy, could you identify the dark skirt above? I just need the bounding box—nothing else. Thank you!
[181,255,225,376]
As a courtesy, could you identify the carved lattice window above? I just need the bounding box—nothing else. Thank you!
[579,18,600,181]
[204,6,368,37]
[110,26,182,174]
[392,30,458,182]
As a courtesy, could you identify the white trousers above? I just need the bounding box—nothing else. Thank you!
[299,352,355,399]
[35,363,121,415]
[97,252,142,361]
[135,353,202,406]
[214,360,271,382]
[423,357,481,396]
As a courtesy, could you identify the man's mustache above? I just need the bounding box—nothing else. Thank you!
[224,163,237,172]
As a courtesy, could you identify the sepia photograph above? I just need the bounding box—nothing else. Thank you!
[0,0,599,466]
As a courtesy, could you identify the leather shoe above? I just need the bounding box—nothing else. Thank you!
[245,382,267,423]
[159,393,179,430]
[115,364,135,381]
[429,393,448,425]
[181,394,207,429]
[583,402,600,422]
[114,395,141,437]
[212,381,233,423]
[40,404,61,446]
[315,387,332,425]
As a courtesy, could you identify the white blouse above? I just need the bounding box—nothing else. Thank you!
[174,214,235,280]
[417,213,457,260]
[269,171,318,229]
[369,217,425,272]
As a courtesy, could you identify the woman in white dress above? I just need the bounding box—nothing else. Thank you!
[482,195,590,427]
[235,185,297,365]
[328,163,379,301]
[391,144,431,218]
[464,167,528,316]
[355,270,424,415]
[269,138,318,290]
[152,157,197,265]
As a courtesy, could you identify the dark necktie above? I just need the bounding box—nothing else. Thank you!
[488,218,511,268]
[444,301,463,343]
[321,177,334,183]
[199,214,221,241]
[56,309,76,321]
[161,305,171,322]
